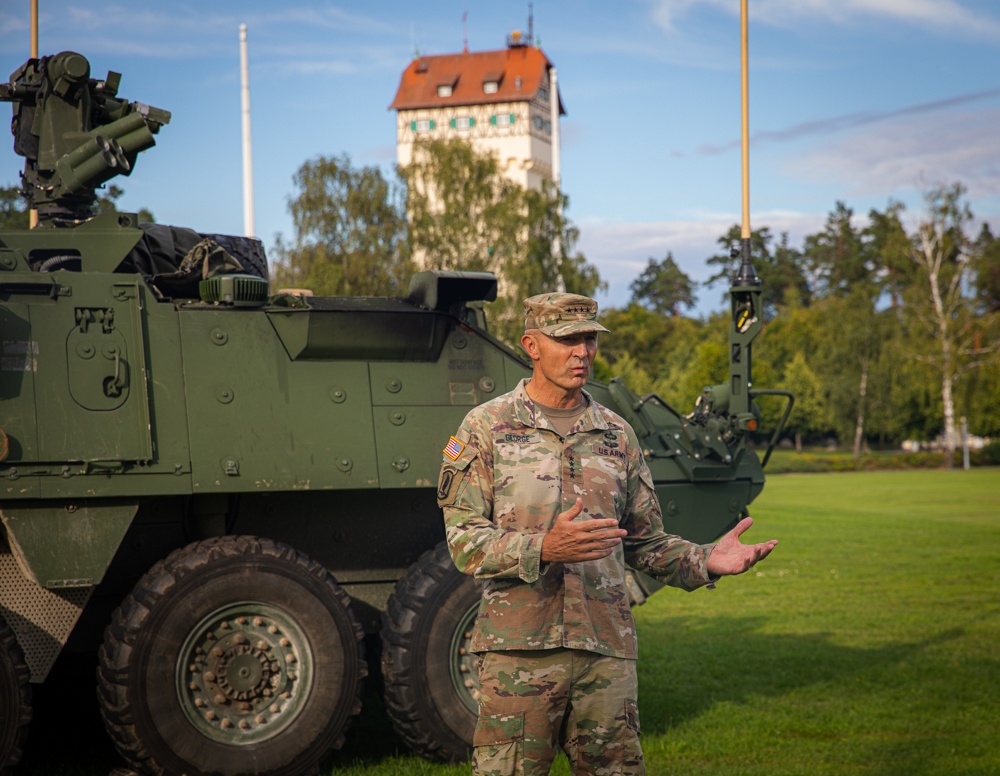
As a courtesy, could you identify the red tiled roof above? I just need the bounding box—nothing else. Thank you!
[389,45,566,114]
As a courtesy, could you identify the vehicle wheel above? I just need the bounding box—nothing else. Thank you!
[0,614,31,770]
[200,233,269,279]
[98,536,365,776]
[381,541,480,762]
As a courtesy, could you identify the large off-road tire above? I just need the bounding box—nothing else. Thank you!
[381,541,481,762]
[0,614,31,771]
[98,536,365,776]
[200,233,269,279]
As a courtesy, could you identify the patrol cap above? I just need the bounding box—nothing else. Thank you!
[523,292,611,337]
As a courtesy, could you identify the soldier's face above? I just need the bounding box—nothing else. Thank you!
[523,330,599,401]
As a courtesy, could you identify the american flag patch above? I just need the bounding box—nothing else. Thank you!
[443,436,465,460]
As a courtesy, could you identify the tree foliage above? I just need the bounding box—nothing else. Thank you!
[270,141,602,346]
[401,139,603,343]
[705,225,811,317]
[271,154,411,297]
[601,183,999,453]
[628,252,696,316]
[0,184,28,230]
[1,182,154,229]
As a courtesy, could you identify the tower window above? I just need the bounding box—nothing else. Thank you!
[483,80,499,94]
[437,84,453,97]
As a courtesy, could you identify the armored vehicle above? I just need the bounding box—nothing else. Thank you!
[0,53,791,775]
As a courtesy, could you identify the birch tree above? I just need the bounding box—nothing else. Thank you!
[906,183,988,464]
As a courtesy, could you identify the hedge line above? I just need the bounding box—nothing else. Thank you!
[763,440,1000,473]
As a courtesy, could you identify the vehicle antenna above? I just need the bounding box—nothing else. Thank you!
[29,0,38,229]
[740,0,751,263]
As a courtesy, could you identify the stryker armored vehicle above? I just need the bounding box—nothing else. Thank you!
[0,53,791,775]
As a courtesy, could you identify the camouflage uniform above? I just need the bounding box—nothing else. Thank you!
[439,377,717,774]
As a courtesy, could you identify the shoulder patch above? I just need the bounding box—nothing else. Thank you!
[443,435,465,461]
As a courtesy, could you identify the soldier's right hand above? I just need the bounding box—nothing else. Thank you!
[540,497,627,563]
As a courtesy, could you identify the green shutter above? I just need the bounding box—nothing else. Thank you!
[469,117,476,127]
[449,118,456,129]
[490,114,497,126]
[509,113,516,125]
[410,120,417,131]
[429,119,436,130]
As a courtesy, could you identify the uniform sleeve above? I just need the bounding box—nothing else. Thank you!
[620,432,716,591]
[438,418,545,583]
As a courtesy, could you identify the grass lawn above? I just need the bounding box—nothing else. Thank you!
[630,467,1000,776]
[17,469,999,775]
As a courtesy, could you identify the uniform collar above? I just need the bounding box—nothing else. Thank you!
[511,378,612,432]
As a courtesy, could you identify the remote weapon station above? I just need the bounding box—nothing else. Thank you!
[0,20,790,776]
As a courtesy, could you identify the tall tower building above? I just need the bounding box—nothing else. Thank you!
[389,31,565,192]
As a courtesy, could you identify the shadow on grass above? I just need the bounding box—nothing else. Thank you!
[635,614,970,734]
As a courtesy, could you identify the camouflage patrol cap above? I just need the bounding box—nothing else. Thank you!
[523,292,611,337]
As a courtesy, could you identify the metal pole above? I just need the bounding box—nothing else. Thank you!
[961,416,970,471]
[740,0,750,243]
[29,0,39,228]
[240,24,255,238]
[549,65,565,292]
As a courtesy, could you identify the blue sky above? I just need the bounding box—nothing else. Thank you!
[1,1,998,314]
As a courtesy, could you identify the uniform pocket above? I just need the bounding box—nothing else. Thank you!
[473,711,524,776]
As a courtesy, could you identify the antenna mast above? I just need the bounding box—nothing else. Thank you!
[29,0,38,228]
[740,0,750,251]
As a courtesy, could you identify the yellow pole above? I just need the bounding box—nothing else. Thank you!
[29,0,39,228]
[740,0,750,240]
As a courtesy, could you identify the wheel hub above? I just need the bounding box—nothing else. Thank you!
[449,603,480,715]
[176,602,312,745]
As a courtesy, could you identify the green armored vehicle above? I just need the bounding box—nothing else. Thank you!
[0,53,791,775]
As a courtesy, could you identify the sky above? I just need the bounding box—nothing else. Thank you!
[1,1,998,315]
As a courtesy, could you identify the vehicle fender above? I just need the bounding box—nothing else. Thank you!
[0,499,137,588]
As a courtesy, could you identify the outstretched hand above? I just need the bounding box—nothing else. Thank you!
[541,498,628,563]
[706,516,777,577]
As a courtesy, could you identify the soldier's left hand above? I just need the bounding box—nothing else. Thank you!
[705,516,777,576]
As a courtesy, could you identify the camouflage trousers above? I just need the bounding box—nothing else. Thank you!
[473,648,643,776]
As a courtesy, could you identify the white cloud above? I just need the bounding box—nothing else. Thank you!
[787,107,1000,201]
[650,0,1000,38]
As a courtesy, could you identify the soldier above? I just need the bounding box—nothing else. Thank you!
[438,292,777,776]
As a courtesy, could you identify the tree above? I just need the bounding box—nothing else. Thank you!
[803,201,868,298]
[271,154,411,296]
[2,182,154,229]
[780,351,829,451]
[863,200,913,310]
[0,184,28,230]
[972,223,1000,314]
[97,184,156,223]
[628,252,696,316]
[705,225,810,317]
[904,183,991,464]
[401,139,603,344]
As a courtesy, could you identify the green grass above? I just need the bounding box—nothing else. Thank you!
[629,468,1000,776]
[18,469,1000,775]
